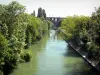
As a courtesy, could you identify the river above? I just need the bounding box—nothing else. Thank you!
[10,30,99,75]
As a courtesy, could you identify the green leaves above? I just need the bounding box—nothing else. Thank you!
[60,7,100,61]
[20,52,31,62]
[0,1,50,74]
[25,14,49,46]
[0,33,8,50]
[7,1,25,15]
[60,15,91,41]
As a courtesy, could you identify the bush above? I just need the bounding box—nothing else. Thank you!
[87,42,99,52]
[20,52,31,62]
[86,42,99,59]
[2,48,18,75]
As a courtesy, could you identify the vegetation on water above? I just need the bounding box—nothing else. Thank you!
[20,52,31,62]
[60,7,100,66]
[0,1,53,75]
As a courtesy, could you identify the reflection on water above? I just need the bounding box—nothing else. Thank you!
[10,30,99,75]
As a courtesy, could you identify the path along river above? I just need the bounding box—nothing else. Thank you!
[10,30,99,75]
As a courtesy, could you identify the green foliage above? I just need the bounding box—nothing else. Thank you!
[60,7,100,61]
[87,42,99,52]
[0,1,49,75]
[0,21,8,38]
[60,17,73,40]
[24,14,49,48]
[0,33,8,50]
[20,52,31,62]
[60,16,90,40]
[0,33,8,70]
[0,1,25,38]
[0,33,18,74]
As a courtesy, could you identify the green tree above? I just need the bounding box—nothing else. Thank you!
[60,16,76,40]
[0,1,50,74]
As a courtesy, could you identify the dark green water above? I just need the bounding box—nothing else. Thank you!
[10,30,99,75]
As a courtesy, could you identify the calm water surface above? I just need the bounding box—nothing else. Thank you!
[10,30,99,75]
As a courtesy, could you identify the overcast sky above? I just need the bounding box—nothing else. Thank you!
[0,0,100,17]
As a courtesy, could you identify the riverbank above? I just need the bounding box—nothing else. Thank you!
[67,41,100,74]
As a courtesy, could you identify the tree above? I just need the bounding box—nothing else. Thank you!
[60,16,76,40]
[37,7,47,19]
[0,1,51,74]
[31,10,35,17]
[0,4,6,17]
[37,7,43,17]
[42,9,46,19]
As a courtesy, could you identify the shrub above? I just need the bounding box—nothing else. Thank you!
[20,52,31,62]
[86,42,99,59]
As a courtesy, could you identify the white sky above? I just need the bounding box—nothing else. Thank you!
[0,0,100,17]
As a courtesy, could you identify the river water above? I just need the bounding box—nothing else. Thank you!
[10,30,99,75]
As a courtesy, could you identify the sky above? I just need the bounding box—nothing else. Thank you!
[0,0,100,17]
